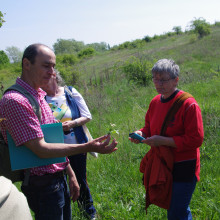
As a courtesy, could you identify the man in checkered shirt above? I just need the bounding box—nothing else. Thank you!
[0,43,118,220]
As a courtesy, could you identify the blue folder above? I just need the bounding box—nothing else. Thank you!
[7,123,66,170]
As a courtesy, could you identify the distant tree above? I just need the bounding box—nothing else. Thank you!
[143,35,152,42]
[53,39,85,55]
[0,50,10,65]
[86,42,108,52]
[189,17,211,38]
[5,46,23,63]
[172,26,182,35]
[0,11,5,28]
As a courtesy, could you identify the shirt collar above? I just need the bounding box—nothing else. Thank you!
[16,77,47,100]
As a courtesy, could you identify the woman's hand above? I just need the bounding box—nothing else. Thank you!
[62,117,90,131]
[142,135,176,148]
[62,120,75,131]
[129,131,144,144]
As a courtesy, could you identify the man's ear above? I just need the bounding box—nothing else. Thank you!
[22,58,31,70]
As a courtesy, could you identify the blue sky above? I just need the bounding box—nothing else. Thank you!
[1,0,220,51]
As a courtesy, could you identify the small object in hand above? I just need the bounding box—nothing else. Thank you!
[129,132,145,142]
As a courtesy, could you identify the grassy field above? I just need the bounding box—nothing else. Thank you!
[1,26,220,219]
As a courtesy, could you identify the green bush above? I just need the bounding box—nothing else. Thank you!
[118,41,131,50]
[78,47,95,59]
[55,64,80,86]
[56,54,79,66]
[129,39,145,48]
[122,56,153,86]
[0,50,10,66]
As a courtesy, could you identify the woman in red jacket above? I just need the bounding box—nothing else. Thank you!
[129,59,204,220]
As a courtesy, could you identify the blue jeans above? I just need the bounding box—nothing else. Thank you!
[21,175,71,220]
[69,153,96,218]
[167,175,197,220]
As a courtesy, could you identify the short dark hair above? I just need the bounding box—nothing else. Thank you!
[22,43,51,67]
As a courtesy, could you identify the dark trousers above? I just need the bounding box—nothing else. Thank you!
[21,174,71,220]
[69,153,96,218]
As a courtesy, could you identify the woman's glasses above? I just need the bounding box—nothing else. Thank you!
[152,77,174,84]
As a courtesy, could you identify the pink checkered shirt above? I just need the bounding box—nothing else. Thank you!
[0,77,69,176]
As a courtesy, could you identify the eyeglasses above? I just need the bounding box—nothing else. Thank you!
[152,77,174,84]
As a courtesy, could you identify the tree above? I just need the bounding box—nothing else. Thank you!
[0,50,10,65]
[143,35,152,42]
[172,26,182,35]
[189,17,211,38]
[5,46,23,63]
[0,11,5,28]
[86,42,108,52]
[53,39,85,55]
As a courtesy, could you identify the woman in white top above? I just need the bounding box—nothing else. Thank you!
[42,71,97,220]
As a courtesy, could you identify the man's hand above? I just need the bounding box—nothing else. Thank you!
[88,134,118,154]
[69,174,80,202]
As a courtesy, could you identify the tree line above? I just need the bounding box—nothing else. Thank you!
[0,13,219,67]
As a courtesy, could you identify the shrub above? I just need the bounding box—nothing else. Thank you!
[122,56,153,86]
[129,39,145,48]
[189,34,198,44]
[56,65,80,86]
[118,41,131,50]
[0,50,10,65]
[78,47,95,59]
[56,54,79,66]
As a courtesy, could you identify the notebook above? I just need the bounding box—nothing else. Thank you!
[7,123,66,170]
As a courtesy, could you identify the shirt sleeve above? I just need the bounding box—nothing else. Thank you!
[3,93,43,146]
[173,102,204,152]
[70,87,92,119]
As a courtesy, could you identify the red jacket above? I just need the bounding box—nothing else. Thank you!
[140,146,173,213]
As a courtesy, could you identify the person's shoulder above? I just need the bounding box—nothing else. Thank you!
[178,90,200,112]
[67,85,82,96]
[151,94,161,102]
[4,90,29,103]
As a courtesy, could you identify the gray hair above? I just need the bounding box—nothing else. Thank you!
[54,70,65,86]
[151,59,179,78]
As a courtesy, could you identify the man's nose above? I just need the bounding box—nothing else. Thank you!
[48,67,55,76]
